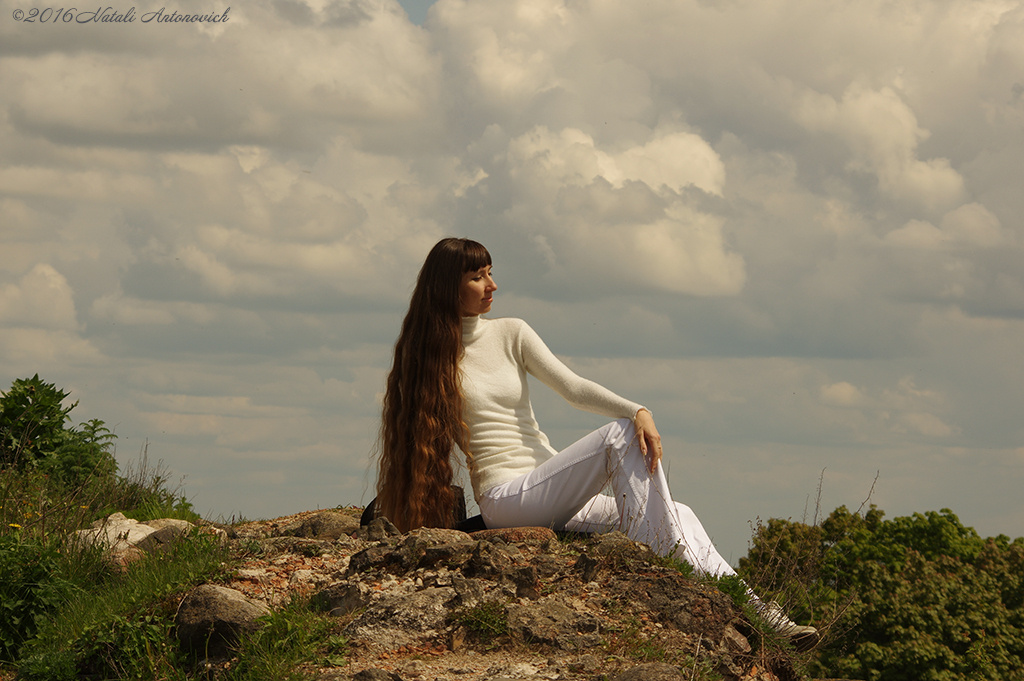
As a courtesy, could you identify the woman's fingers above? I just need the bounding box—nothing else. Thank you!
[646,432,662,472]
[634,408,663,473]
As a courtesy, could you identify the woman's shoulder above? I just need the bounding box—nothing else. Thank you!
[482,316,534,336]
[482,318,550,355]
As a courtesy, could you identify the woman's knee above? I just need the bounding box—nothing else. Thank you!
[604,417,637,443]
[600,418,641,470]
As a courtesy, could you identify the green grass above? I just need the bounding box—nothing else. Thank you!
[18,529,227,680]
[457,599,509,638]
[219,598,348,681]
[603,615,669,662]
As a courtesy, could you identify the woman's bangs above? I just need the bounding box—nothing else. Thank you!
[462,240,491,272]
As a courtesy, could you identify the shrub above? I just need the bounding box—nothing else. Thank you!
[741,505,1024,681]
[0,535,79,663]
[0,375,117,489]
[0,374,206,676]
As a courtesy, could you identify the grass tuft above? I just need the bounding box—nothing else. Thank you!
[219,597,347,680]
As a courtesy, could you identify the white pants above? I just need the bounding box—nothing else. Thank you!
[477,418,736,578]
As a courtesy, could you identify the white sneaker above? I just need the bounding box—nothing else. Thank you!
[754,600,819,651]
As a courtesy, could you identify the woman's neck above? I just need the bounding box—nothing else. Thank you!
[461,314,483,341]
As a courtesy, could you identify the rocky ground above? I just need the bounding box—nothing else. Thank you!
[202,508,810,681]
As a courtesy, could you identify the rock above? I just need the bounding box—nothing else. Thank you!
[613,662,687,681]
[569,654,600,673]
[288,568,330,590]
[471,527,556,544]
[506,599,602,650]
[574,532,660,582]
[175,584,270,655]
[143,517,196,533]
[511,564,541,599]
[394,528,476,571]
[464,539,515,579]
[74,512,161,551]
[216,511,807,680]
[356,517,401,541]
[106,545,146,572]
[259,535,334,557]
[313,582,375,617]
[451,573,486,608]
[70,512,203,570]
[344,586,457,651]
[347,543,401,576]
[352,670,403,681]
[608,572,734,640]
[277,511,360,540]
[135,525,190,553]
[346,528,475,576]
[721,623,752,654]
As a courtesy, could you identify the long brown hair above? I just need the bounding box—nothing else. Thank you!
[376,237,491,531]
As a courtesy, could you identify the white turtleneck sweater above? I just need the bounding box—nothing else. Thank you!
[460,315,644,499]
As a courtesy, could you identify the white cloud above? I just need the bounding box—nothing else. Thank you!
[0,264,79,330]
[90,293,177,326]
[0,166,156,204]
[820,381,865,408]
[796,83,966,211]
[886,203,1007,249]
[508,126,724,196]
[502,126,743,295]
[432,0,568,105]
[940,203,1008,248]
[0,329,101,368]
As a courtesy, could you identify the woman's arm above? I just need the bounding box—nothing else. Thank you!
[516,320,662,472]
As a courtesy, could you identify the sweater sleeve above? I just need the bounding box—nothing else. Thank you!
[515,320,645,420]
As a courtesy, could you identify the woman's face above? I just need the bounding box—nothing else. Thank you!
[460,265,496,317]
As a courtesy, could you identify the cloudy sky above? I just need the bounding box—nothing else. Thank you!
[2,0,1022,563]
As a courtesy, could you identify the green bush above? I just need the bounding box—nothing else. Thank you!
[0,375,117,489]
[0,374,209,677]
[740,505,1024,680]
[0,535,79,663]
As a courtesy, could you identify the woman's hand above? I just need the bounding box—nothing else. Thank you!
[634,408,663,473]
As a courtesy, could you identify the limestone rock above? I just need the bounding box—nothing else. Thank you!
[73,512,161,551]
[276,511,360,540]
[70,512,207,570]
[313,582,375,617]
[344,586,457,651]
[175,584,270,655]
[347,527,475,576]
[722,623,752,654]
[351,670,403,681]
[219,509,806,681]
[506,598,602,650]
[356,517,401,542]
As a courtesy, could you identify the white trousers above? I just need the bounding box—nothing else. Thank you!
[477,418,737,578]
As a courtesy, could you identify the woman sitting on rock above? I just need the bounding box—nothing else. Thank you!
[373,237,817,648]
